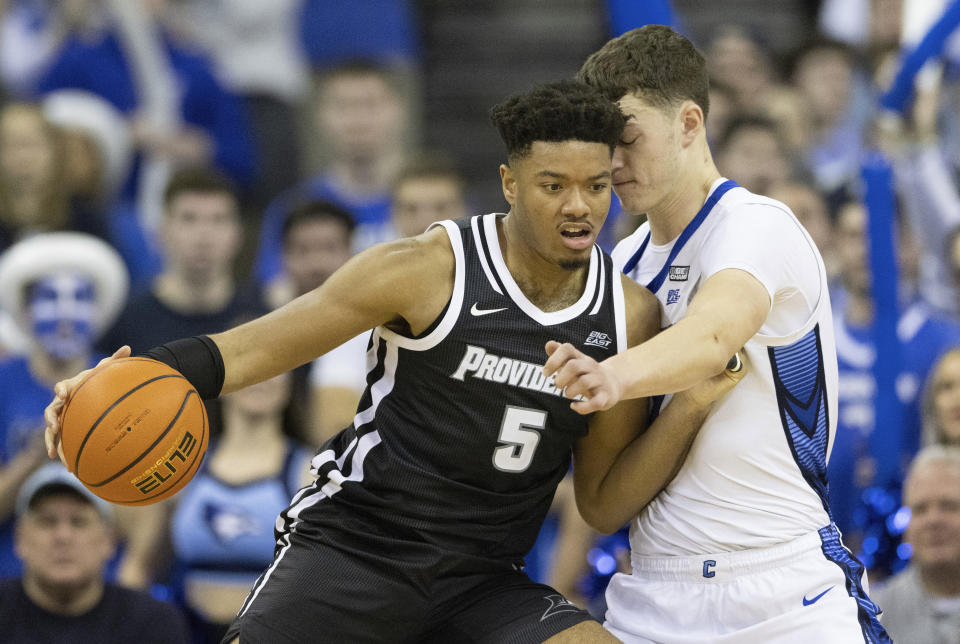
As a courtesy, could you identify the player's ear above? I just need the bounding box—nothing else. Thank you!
[500,163,517,206]
[678,100,704,147]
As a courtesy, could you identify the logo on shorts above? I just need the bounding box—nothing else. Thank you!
[669,265,689,281]
[702,560,716,578]
[540,594,581,622]
[802,586,834,606]
[666,289,681,305]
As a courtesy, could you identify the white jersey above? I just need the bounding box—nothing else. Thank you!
[612,178,838,556]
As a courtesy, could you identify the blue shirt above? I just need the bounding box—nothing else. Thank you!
[830,300,960,535]
[36,30,255,191]
[0,355,100,578]
[255,175,392,285]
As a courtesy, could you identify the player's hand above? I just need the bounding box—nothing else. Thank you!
[44,346,131,465]
[676,351,747,409]
[544,341,623,415]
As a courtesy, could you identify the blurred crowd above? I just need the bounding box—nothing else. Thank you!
[0,1,959,642]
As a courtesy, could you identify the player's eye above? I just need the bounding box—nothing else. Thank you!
[544,183,562,192]
[590,183,609,191]
[619,136,638,146]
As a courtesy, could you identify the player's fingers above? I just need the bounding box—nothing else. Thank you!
[552,356,597,391]
[543,342,580,377]
[112,345,131,360]
[545,340,562,356]
[44,402,62,458]
[570,392,608,415]
[560,369,605,401]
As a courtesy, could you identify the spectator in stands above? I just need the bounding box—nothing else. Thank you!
[829,200,960,550]
[273,200,362,445]
[0,0,98,97]
[705,25,777,116]
[167,373,313,642]
[0,102,110,253]
[35,0,255,228]
[268,200,354,309]
[0,233,127,578]
[922,347,960,448]
[790,39,869,208]
[256,59,411,288]
[173,0,310,212]
[713,115,793,195]
[0,462,190,643]
[389,153,468,239]
[98,167,263,354]
[885,79,960,316]
[871,446,960,643]
[40,89,161,289]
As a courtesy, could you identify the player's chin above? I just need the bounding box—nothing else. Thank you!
[557,251,591,272]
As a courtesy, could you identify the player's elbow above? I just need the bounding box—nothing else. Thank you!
[576,498,625,535]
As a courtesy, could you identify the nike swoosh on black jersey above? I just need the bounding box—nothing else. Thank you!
[470,303,507,316]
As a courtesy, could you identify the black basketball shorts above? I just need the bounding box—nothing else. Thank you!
[220,502,594,643]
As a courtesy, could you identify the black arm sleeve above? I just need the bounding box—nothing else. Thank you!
[141,335,225,400]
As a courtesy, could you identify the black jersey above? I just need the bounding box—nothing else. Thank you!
[294,214,627,562]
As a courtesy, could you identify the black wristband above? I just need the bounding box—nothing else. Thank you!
[142,335,225,400]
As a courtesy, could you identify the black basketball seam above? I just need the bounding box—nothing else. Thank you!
[85,387,196,487]
[74,373,186,475]
[63,358,188,469]
[63,357,186,417]
[111,391,208,504]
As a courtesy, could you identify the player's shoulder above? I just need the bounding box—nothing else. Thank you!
[719,185,797,224]
[371,221,457,266]
[716,186,799,228]
[619,274,660,345]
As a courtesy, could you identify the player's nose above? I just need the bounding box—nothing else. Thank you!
[561,187,590,217]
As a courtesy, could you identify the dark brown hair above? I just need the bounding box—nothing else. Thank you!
[162,166,237,209]
[578,25,710,118]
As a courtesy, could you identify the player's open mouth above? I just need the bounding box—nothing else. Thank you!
[559,224,594,250]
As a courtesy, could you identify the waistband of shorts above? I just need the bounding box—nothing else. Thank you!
[629,525,836,582]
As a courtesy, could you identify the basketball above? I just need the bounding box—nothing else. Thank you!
[59,357,209,505]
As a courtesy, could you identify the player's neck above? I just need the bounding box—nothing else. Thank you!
[23,574,104,616]
[920,561,960,597]
[154,271,235,314]
[646,165,722,246]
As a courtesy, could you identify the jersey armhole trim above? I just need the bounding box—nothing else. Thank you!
[378,220,465,351]
[613,273,628,353]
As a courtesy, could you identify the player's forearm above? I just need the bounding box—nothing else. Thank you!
[576,393,711,533]
[606,314,734,399]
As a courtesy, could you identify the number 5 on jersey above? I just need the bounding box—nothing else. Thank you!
[493,406,546,473]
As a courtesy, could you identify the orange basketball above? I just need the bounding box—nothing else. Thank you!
[59,357,209,505]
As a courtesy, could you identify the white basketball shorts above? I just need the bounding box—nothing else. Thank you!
[603,525,890,643]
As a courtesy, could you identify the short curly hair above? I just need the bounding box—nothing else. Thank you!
[578,25,709,118]
[489,80,626,162]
